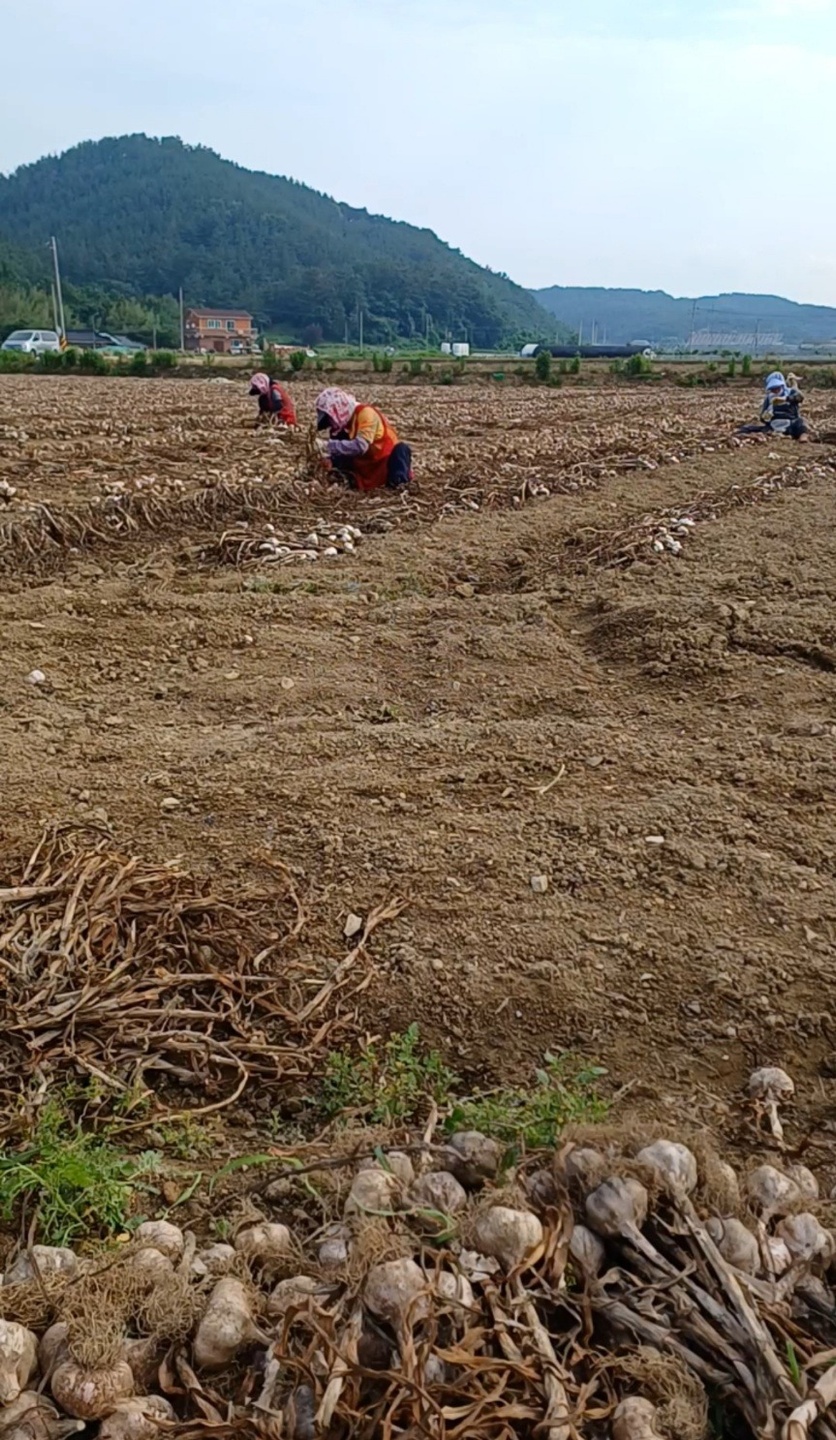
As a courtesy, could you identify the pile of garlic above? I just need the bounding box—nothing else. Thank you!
[651,514,695,556]
[1,1065,835,1440]
[255,521,363,563]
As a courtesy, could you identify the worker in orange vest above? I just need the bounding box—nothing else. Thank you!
[315,388,412,491]
[249,372,298,427]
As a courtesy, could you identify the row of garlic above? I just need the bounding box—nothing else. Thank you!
[258,522,363,562]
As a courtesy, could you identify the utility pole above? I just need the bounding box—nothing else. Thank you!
[49,237,66,342]
[754,320,760,356]
[688,300,698,352]
[50,282,59,335]
[578,320,583,346]
[179,287,185,351]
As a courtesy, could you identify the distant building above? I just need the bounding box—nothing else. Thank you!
[185,307,257,354]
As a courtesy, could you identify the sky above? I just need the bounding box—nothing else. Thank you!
[2,0,836,303]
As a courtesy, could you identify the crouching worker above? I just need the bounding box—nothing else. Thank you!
[314,387,412,490]
[249,372,298,428]
[738,371,808,441]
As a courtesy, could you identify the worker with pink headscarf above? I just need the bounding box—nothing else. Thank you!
[249,372,298,428]
[315,387,412,491]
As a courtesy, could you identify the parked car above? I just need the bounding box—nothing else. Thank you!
[1,329,62,355]
[98,333,146,354]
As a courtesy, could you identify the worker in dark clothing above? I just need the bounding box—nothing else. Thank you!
[738,371,808,441]
[249,372,298,428]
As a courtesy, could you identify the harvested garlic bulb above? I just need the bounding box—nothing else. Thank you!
[777,1213,833,1266]
[612,1396,665,1440]
[133,1222,184,1262]
[3,1247,78,1288]
[747,1067,794,1142]
[787,1165,819,1202]
[636,1140,698,1195]
[470,1207,544,1271]
[233,1223,293,1274]
[569,1224,606,1280]
[705,1216,759,1275]
[50,1360,135,1420]
[364,1259,429,1335]
[0,1322,39,1405]
[746,1165,800,1222]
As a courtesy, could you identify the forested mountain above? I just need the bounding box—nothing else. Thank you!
[0,135,559,347]
[533,285,836,348]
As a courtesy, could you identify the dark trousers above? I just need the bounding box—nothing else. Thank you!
[386,442,412,488]
[737,420,808,438]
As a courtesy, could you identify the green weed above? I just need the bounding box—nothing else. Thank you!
[446,1053,607,1152]
[153,1118,216,1161]
[321,1024,456,1125]
[321,1030,607,1149]
[0,1102,157,1244]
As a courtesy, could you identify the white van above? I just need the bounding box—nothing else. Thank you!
[1,329,62,355]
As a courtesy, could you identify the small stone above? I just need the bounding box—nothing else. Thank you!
[344,912,364,940]
[530,874,549,894]
[26,669,46,685]
[160,796,181,812]
[280,677,295,691]
[644,835,665,845]
[223,670,240,681]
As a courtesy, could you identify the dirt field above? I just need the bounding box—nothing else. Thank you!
[2,374,836,1164]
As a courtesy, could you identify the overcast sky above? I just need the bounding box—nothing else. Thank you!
[2,0,836,303]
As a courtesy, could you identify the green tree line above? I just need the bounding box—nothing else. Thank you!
[0,136,566,349]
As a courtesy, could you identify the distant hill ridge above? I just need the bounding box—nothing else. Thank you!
[533,285,836,348]
[0,134,563,347]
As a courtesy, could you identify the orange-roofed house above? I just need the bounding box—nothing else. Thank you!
[185,307,257,354]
